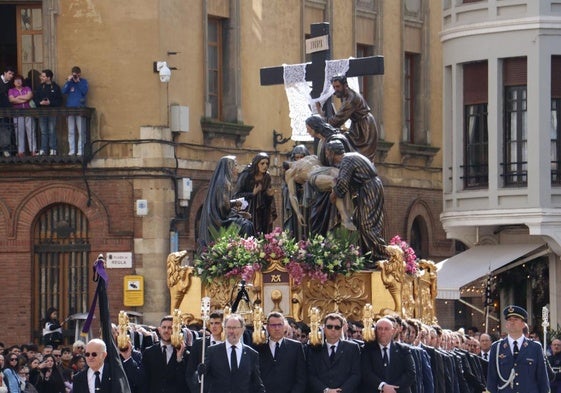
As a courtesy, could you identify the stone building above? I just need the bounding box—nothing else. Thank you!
[438,0,561,333]
[0,0,448,344]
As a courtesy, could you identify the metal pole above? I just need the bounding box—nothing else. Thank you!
[199,297,211,393]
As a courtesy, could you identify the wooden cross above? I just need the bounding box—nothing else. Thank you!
[260,22,384,116]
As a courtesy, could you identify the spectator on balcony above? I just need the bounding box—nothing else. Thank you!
[62,66,88,156]
[0,66,15,158]
[9,74,36,157]
[34,70,62,156]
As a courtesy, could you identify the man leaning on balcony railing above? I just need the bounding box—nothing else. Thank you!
[0,66,15,157]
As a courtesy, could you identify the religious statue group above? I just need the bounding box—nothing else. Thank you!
[198,75,387,265]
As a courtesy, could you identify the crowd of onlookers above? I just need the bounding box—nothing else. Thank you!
[0,65,88,158]
[0,340,87,393]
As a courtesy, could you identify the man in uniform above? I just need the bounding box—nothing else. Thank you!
[486,305,549,393]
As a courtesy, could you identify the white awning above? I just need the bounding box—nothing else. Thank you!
[436,243,546,299]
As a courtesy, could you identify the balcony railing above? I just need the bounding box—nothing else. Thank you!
[0,107,95,163]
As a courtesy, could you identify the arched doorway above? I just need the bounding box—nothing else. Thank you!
[409,215,429,260]
[33,204,90,344]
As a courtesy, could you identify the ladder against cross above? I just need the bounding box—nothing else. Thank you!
[259,22,384,104]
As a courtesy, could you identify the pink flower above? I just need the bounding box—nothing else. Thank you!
[389,234,418,275]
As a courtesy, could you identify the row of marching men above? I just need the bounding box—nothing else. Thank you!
[86,304,550,393]
[107,309,475,393]
[108,308,472,393]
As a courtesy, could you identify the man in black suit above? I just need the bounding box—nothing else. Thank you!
[254,312,306,393]
[421,326,446,393]
[72,338,141,393]
[186,310,224,393]
[307,312,361,393]
[140,315,187,393]
[198,313,265,393]
[478,333,491,380]
[361,317,416,393]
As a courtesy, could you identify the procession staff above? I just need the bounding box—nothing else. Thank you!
[486,305,549,393]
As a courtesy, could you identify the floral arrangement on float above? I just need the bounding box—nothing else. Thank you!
[287,228,366,285]
[194,226,366,285]
[388,234,419,275]
[194,226,265,284]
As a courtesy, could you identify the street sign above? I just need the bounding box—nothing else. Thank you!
[106,252,133,268]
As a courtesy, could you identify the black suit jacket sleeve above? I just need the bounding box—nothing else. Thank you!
[292,342,307,393]
[122,356,142,393]
[341,342,362,393]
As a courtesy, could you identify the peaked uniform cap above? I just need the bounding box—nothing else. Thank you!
[503,305,527,321]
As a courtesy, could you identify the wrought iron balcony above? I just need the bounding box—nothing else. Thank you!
[0,107,95,163]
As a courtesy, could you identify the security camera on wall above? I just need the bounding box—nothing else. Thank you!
[156,61,171,83]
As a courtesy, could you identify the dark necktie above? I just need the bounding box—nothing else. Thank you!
[94,371,101,392]
[274,342,280,360]
[211,340,216,346]
[382,346,389,366]
[483,352,488,360]
[329,345,336,363]
[513,340,519,359]
[231,345,238,372]
[162,345,168,364]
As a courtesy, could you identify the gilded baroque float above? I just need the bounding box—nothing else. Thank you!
[166,229,438,326]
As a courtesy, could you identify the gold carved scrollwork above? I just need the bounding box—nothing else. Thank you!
[402,275,416,318]
[376,245,405,317]
[291,284,304,322]
[418,259,438,324]
[362,304,375,342]
[302,274,369,323]
[205,278,237,310]
[171,309,184,349]
[117,311,130,350]
[308,307,323,346]
[252,305,266,344]
[166,250,194,312]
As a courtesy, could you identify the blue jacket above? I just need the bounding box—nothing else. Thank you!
[487,337,549,393]
[62,77,88,107]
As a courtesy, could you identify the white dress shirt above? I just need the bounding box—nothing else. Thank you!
[87,365,104,393]
[226,341,242,369]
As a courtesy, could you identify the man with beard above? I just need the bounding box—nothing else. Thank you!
[140,315,187,393]
[328,74,378,162]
